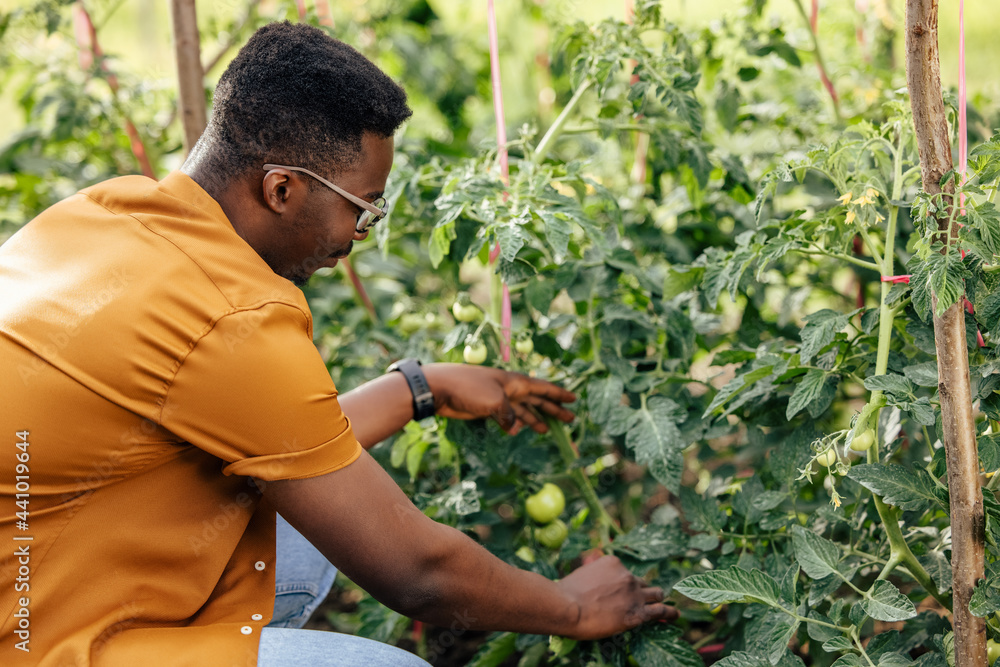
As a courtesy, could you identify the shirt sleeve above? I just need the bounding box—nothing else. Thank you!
[160,302,362,480]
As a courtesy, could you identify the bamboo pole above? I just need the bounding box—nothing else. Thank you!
[904,3,985,666]
[170,0,207,155]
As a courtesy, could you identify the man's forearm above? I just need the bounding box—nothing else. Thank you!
[395,522,582,637]
[337,370,415,448]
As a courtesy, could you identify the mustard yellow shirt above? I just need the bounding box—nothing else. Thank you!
[0,172,362,665]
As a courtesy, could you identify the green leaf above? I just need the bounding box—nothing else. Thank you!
[806,611,843,643]
[791,525,842,580]
[674,566,784,607]
[787,369,829,420]
[860,580,917,622]
[903,362,939,388]
[626,396,685,492]
[830,656,864,667]
[846,464,946,513]
[433,480,481,516]
[712,652,771,667]
[821,637,855,652]
[746,610,799,665]
[611,524,687,561]
[979,288,1000,337]
[664,266,705,299]
[704,366,774,417]
[918,552,952,594]
[980,433,1000,472]
[588,376,625,425]
[680,487,726,533]
[925,245,972,316]
[969,572,1000,616]
[428,221,457,268]
[878,654,913,667]
[494,222,527,262]
[799,310,849,364]
[467,632,517,667]
[629,623,703,667]
[537,211,572,259]
[863,374,916,399]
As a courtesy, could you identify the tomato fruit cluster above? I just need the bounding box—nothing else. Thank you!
[524,483,567,549]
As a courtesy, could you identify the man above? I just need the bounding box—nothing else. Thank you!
[0,22,672,665]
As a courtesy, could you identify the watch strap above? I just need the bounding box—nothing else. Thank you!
[387,358,435,421]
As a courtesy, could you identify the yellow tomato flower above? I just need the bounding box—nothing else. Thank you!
[838,192,852,205]
[866,188,879,200]
[845,210,856,224]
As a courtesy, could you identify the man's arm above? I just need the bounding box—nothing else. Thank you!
[258,451,673,639]
[337,363,576,448]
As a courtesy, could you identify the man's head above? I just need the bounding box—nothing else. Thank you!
[185,22,412,285]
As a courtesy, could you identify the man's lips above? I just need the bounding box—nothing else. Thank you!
[323,253,349,269]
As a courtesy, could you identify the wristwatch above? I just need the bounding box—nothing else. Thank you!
[386,358,435,421]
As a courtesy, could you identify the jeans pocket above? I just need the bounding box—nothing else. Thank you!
[270,587,324,629]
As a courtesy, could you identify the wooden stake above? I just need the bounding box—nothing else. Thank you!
[904,3,985,666]
[170,0,207,155]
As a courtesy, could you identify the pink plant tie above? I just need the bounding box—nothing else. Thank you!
[956,2,968,261]
[881,275,911,284]
[487,0,512,361]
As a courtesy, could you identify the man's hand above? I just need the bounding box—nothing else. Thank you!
[556,555,678,640]
[260,453,677,643]
[424,363,575,435]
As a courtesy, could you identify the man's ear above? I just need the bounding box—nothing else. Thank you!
[261,168,297,214]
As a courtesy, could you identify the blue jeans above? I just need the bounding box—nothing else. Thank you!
[258,514,430,666]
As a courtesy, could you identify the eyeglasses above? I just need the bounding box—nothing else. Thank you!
[262,163,388,233]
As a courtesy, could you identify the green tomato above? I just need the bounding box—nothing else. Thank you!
[815,448,838,467]
[535,519,569,549]
[989,639,1000,666]
[463,341,487,365]
[452,301,480,322]
[515,337,534,355]
[850,429,875,452]
[398,313,425,335]
[514,546,536,564]
[525,483,565,523]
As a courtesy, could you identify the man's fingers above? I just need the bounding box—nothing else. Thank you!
[522,377,577,404]
[642,586,664,603]
[640,603,677,623]
[491,400,517,432]
[512,404,546,433]
[523,396,575,423]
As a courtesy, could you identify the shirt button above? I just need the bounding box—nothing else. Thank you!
[252,614,263,621]
[241,626,253,635]
[254,561,266,571]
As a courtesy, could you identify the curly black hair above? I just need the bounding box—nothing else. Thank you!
[193,22,411,187]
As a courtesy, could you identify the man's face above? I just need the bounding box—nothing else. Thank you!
[265,132,395,286]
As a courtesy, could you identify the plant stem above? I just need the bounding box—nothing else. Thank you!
[858,126,953,612]
[547,417,621,545]
[795,248,880,272]
[791,0,842,121]
[532,79,593,165]
[852,630,878,667]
